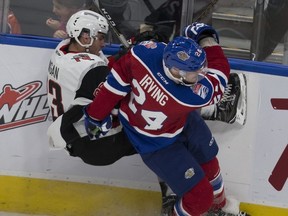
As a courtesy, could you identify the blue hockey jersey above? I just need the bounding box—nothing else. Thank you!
[87,40,230,153]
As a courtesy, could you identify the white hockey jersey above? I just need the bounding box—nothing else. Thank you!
[47,39,108,120]
[47,39,112,149]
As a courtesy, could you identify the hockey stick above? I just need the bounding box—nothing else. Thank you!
[93,1,130,48]
[143,0,155,13]
[194,0,219,22]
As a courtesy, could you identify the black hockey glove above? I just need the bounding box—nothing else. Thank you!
[113,45,130,61]
[133,30,169,44]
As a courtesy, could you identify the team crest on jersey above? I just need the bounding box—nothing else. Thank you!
[185,168,195,179]
[177,51,189,61]
[192,83,209,99]
[140,40,157,49]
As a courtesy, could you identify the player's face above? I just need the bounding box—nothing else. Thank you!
[89,32,106,56]
[169,66,208,85]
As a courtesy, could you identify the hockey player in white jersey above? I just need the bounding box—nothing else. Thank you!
[47,10,137,165]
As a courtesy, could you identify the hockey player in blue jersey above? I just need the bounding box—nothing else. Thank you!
[83,23,249,216]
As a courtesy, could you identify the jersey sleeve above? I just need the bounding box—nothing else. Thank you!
[86,52,133,120]
[205,46,230,79]
[203,45,230,103]
[75,65,110,101]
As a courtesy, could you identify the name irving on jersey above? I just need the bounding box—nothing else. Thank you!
[139,74,169,106]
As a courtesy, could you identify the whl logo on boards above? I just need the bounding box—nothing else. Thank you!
[0,81,50,132]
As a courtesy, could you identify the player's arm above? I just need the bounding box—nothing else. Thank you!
[83,53,132,138]
[183,22,230,101]
[74,65,110,103]
[183,22,230,80]
[86,52,132,119]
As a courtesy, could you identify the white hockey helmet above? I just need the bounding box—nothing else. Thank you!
[93,0,128,8]
[66,10,109,48]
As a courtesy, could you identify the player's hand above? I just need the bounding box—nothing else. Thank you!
[83,106,112,139]
[182,22,219,44]
[113,45,130,61]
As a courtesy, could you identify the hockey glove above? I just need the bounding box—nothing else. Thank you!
[182,22,219,44]
[112,45,130,62]
[133,30,169,44]
[83,106,112,139]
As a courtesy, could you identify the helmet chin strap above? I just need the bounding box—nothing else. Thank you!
[179,76,198,86]
[179,70,188,83]
[75,37,94,52]
[163,61,181,84]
